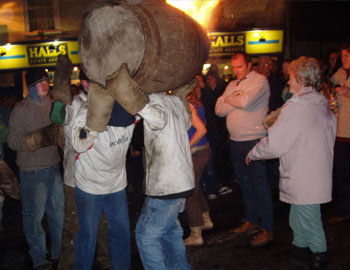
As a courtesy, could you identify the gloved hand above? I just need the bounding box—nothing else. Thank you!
[0,160,20,200]
[25,124,63,151]
[171,78,199,116]
[86,82,115,132]
[50,101,67,125]
[106,63,149,115]
[51,55,73,105]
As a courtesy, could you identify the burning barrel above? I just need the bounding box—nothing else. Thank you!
[79,0,210,93]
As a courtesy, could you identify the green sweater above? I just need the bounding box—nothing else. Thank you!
[7,97,61,171]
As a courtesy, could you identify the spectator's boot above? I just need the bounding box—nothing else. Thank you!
[288,244,309,270]
[184,226,203,246]
[310,251,327,270]
[202,211,214,230]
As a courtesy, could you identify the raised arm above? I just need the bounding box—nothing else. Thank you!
[138,96,167,131]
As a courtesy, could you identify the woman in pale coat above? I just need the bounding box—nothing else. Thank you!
[246,57,337,270]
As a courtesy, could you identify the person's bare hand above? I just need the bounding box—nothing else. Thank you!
[246,156,252,165]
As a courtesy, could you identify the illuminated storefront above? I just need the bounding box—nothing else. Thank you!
[0,40,80,96]
[206,29,284,81]
[0,30,284,92]
[0,40,80,70]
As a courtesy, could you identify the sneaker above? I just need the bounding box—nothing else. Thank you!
[230,221,259,234]
[250,229,274,247]
[208,194,217,200]
[218,186,232,195]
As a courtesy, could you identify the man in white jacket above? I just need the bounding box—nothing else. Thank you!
[215,52,274,247]
[51,61,136,270]
[71,82,136,270]
[51,68,111,269]
[106,64,195,270]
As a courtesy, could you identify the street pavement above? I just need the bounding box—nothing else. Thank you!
[1,183,350,269]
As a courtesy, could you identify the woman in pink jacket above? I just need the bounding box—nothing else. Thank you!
[246,57,337,270]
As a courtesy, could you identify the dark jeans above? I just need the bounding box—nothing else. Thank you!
[334,140,350,217]
[229,139,274,232]
[266,159,280,183]
[201,135,233,194]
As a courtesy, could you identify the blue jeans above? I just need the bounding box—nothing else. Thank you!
[136,197,191,270]
[19,164,64,268]
[230,140,274,232]
[74,187,130,270]
[290,204,327,253]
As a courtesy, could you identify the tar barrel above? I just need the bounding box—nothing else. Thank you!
[79,0,210,93]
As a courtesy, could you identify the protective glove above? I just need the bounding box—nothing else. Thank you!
[50,101,67,125]
[106,63,149,115]
[25,124,62,151]
[51,55,73,105]
[86,82,115,132]
[171,78,199,117]
[0,160,20,200]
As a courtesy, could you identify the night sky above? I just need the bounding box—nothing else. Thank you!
[287,0,350,42]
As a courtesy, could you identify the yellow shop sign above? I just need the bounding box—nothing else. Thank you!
[209,32,245,56]
[245,30,283,55]
[27,43,68,65]
[0,40,80,70]
[208,30,283,57]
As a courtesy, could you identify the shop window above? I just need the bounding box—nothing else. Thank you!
[24,0,60,33]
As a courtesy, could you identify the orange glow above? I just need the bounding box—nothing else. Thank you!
[166,0,219,28]
[1,2,17,8]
